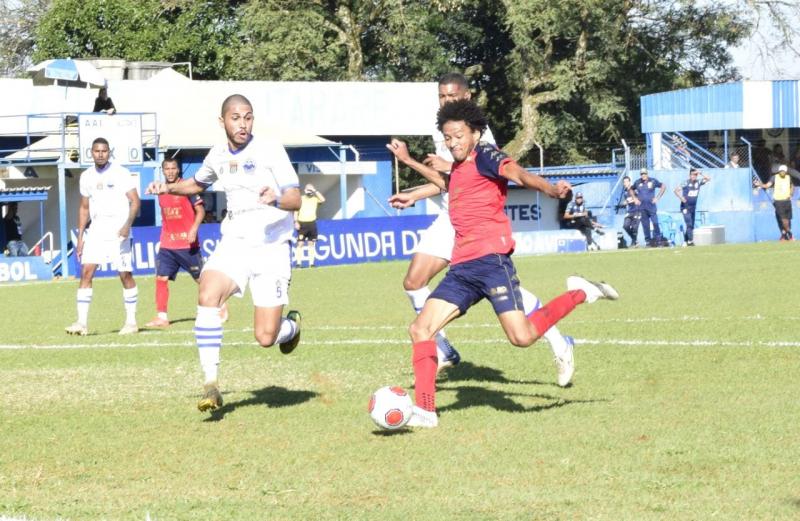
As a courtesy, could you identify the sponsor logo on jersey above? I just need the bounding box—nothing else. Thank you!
[229,161,238,174]
[244,159,256,173]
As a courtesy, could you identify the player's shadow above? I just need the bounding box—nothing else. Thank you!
[439,361,550,386]
[168,317,195,326]
[435,384,608,414]
[204,385,318,422]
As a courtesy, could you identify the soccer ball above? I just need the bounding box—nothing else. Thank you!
[368,386,413,430]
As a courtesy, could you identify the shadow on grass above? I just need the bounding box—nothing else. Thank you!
[439,361,551,386]
[204,385,318,422]
[435,384,609,414]
[371,428,413,437]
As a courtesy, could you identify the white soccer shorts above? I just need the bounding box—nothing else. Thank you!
[81,234,134,272]
[413,211,455,261]
[203,239,291,308]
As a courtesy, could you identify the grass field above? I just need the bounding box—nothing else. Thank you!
[1,242,799,520]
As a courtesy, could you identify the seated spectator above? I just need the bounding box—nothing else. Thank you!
[726,152,741,168]
[563,191,604,250]
[2,203,29,256]
[93,88,116,115]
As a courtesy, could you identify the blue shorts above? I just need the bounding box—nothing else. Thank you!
[429,253,524,316]
[156,247,203,280]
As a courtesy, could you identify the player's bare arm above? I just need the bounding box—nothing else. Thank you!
[146,178,205,196]
[386,139,448,191]
[188,199,205,244]
[389,183,442,209]
[76,196,90,261]
[119,188,141,239]
[423,154,453,174]
[259,186,301,211]
[500,162,570,199]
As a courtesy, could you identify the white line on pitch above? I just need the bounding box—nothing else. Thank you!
[2,338,800,350]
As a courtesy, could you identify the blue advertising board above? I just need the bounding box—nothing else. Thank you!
[0,256,54,283]
[83,214,437,277]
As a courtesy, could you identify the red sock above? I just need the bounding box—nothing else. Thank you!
[155,279,169,313]
[527,290,585,336]
[412,340,438,412]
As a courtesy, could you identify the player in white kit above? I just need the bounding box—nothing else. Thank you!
[146,94,303,412]
[65,137,141,336]
[387,73,576,386]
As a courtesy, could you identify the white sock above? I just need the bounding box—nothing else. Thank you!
[157,312,168,321]
[519,287,568,358]
[405,287,430,314]
[123,286,138,325]
[275,315,299,345]
[195,306,222,384]
[76,287,92,325]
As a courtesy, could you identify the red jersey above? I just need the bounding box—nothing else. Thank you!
[158,193,203,249]
[448,143,516,265]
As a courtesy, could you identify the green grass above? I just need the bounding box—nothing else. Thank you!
[1,242,799,520]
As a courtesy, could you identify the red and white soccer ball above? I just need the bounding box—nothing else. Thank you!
[368,386,413,430]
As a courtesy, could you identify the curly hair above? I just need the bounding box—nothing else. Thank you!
[436,99,488,135]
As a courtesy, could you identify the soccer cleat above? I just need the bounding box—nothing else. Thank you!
[566,275,619,304]
[118,323,139,335]
[197,381,223,412]
[145,317,170,328]
[554,335,575,387]
[279,310,301,354]
[436,337,461,370]
[406,405,439,428]
[65,322,88,336]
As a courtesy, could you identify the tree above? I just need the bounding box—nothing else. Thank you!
[492,0,752,164]
[33,0,239,79]
[230,0,456,81]
[0,0,51,77]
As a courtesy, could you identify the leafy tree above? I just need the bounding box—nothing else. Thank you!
[0,0,51,77]
[230,0,456,81]
[33,0,239,79]
[493,0,752,164]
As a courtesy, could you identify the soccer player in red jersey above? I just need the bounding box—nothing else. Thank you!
[392,100,619,428]
[145,158,227,327]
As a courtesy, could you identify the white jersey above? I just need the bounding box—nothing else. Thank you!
[79,162,138,240]
[195,135,299,245]
[432,126,496,208]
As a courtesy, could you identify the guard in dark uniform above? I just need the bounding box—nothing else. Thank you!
[630,168,666,247]
[674,168,710,245]
[620,176,641,247]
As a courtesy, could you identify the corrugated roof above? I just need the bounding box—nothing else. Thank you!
[0,185,52,202]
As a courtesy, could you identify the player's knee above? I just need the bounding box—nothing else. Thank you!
[254,329,278,348]
[408,321,434,343]
[508,330,537,347]
[403,274,426,292]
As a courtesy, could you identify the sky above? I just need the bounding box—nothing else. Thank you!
[731,41,800,81]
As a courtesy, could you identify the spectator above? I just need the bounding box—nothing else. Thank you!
[752,139,771,183]
[630,168,666,247]
[772,143,787,167]
[294,183,326,268]
[754,164,796,241]
[563,191,604,250]
[2,202,29,256]
[93,87,116,115]
[620,176,641,247]
[790,146,800,172]
[674,168,711,246]
[726,152,741,168]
